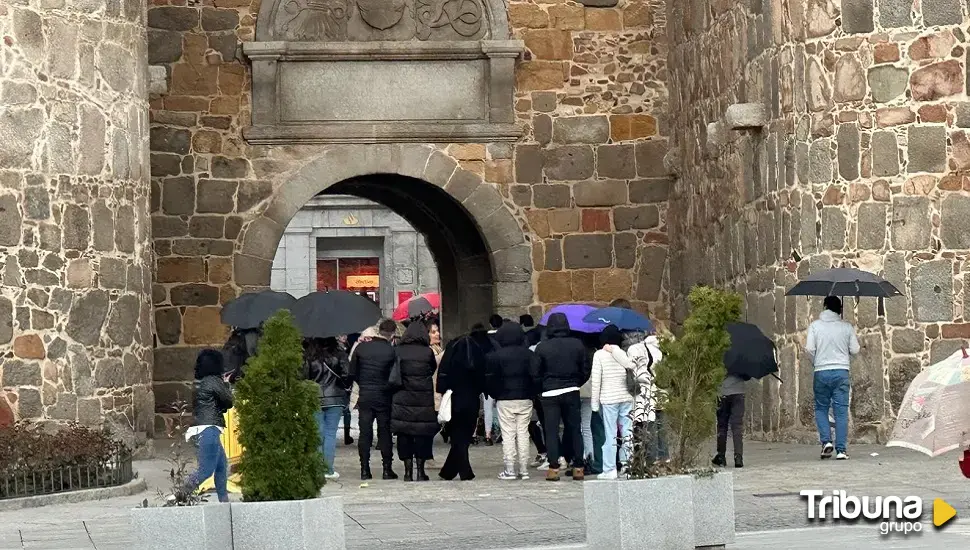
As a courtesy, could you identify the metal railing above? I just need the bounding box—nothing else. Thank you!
[0,450,134,500]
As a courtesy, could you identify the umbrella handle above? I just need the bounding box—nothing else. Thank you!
[771,373,783,383]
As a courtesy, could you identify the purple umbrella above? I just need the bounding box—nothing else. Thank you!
[538,304,603,333]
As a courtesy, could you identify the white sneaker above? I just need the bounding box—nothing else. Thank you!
[325,471,340,480]
[498,470,517,481]
[559,457,568,468]
[536,460,550,471]
[836,451,848,460]
[531,453,546,467]
[597,470,618,480]
[519,471,530,480]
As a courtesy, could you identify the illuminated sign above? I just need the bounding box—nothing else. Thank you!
[346,275,379,288]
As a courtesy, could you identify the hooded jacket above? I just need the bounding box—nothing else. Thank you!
[531,313,591,394]
[436,329,492,411]
[391,323,440,436]
[485,322,536,401]
[349,333,396,409]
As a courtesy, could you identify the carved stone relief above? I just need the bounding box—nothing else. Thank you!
[276,0,487,41]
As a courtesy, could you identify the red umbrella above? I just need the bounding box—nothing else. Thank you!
[392,292,440,321]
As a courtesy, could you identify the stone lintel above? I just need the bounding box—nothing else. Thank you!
[243,40,523,62]
[724,103,768,130]
[243,122,522,145]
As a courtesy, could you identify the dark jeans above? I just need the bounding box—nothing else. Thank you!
[358,404,393,466]
[590,409,605,473]
[541,391,583,469]
[716,394,745,456]
[440,401,478,480]
[397,434,433,460]
[648,410,669,461]
[183,426,229,503]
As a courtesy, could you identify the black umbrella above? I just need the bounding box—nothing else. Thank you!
[221,290,296,329]
[291,290,382,338]
[724,322,780,381]
[784,267,902,298]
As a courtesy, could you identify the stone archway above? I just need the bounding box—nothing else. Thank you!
[233,144,533,334]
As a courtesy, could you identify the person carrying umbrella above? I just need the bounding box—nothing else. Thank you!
[806,296,860,461]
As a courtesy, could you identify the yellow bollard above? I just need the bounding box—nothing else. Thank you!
[197,408,243,494]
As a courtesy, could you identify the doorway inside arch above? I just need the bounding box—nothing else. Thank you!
[268,174,496,338]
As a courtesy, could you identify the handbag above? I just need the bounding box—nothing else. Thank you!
[388,355,403,388]
[438,390,453,423]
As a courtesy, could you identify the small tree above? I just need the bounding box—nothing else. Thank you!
[654,286,742,471]
[235,310,325,501]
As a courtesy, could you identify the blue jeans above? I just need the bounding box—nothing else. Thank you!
[316,407,344,474]
[185,426,229,502]
[600,401,633,473]
[814,369,850,452]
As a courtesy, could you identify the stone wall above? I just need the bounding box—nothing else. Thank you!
[666,0,970,442]
[147,0,671,424]
[512,0,672,320]
[0,2,154,436]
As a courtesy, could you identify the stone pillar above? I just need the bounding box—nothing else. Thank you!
[0,3,152,438]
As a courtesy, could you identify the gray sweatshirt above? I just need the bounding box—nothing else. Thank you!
[720,374,746,396]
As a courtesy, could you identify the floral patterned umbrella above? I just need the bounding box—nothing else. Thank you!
[887,348,970,457]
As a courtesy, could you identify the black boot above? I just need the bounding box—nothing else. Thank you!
[403,459,414,482]
[734,454,744,468]
[361,463,372,481]
[712,453,726,467]
[415,459,430,481]
[382,463,399,480]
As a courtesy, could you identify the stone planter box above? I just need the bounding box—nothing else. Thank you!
[231,497,345,550]
[584,475,694,550]
[130,504,232,550]
[692,472,735,548]
[583,472,735,550]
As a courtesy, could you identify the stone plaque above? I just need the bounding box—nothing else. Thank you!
[274,0,488,42]
[279,60,487,122]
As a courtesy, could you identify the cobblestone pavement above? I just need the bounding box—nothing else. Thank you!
[1,439,968,549]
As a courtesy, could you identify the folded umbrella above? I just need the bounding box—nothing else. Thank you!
[887,349,970,458]
[392,292,440,321]
[291,290,382,338]
[582,306,654,333]
[538,304,602,333]
[724,322,779,381]
[220,290,295,329]
[785,267,902,298]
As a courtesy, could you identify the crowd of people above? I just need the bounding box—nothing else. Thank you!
[293,297,672,483]
[175,293,869,501]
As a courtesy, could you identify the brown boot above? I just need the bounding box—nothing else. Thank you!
[572,467,585,481]
[545,468,560,481]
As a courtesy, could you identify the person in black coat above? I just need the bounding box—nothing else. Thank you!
[436,323,493,481]
[390,322,439,482]
[305,337,350,480]
[348,319,400,481]
[531,313,591,481]
[178,350,233,503]
[485,322,536,479]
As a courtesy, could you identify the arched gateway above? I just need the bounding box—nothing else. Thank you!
[233,144,534,335]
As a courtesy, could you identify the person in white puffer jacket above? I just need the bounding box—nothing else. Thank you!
[610,329,665,460]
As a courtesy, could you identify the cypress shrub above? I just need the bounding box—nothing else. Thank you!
[235,310,326,501]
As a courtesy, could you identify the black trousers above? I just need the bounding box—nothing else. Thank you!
[529,397,546,454]
[358,404,393,466]
[396,434,433,460]
[541,392,583,469]
[716,394,745,456]
[439,402,477,480]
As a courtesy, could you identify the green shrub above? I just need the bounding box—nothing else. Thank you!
[654,286,742,471]
[235,310,326,501]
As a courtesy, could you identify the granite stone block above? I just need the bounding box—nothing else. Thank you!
[693,471,736,547]
[130,504,232,550]
[231,497,345,550]
[585,475,694,550]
